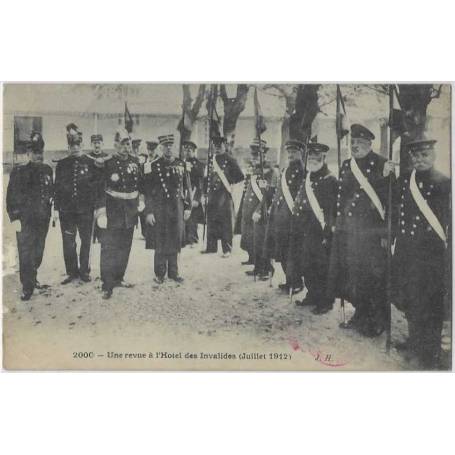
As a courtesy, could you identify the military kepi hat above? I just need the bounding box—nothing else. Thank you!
[30,131,45,152]
[158,134,174,145]
[406,139,437,153]
[66,123,83,146]
[308,142,329,154]
[115,128,130,144]
[182,140,197,149]
[91,134,103,143]
[146,140,159,151]
[285,139,304,151]
[351,124,375,141]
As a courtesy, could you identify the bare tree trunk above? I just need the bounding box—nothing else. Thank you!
[397,84,439,172]
[289,84,320,143]
[177,84,206,142]
[219,84,249,153]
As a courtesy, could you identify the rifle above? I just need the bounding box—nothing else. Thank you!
[385,84,394,353]
[336,84,348,328]
[202,84,217,242]
[288,135,309,304]
[179,111,194,214]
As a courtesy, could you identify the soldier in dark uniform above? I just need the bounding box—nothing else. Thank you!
[182,140,204,246]
[264,140,305,293]
[234,161,255,265]
[54,124,100,284]
[201,136,244,257]
[98,129,142,299]
[6,132,53,301]
[240,139,277,280]
[143,134,191,283]
[327,124,389,337]
[86,134,109,243]
[387,139,451,369]
[87,134,109,160]
[138,140,159,238]
[290,142,338,314]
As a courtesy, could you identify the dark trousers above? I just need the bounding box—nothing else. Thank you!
[100,227,134,291]
[154,251,178,279]
[185,220,199,245]
[59,211,94,277]
[206,234,231,254]
[16,218,49,293]
[139,212,147,238]
[303,258,332,309]
[406,290,444,370]
[283,255,303,288]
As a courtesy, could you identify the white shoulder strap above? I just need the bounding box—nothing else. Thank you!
[212,156,232,194]
[251,176,264,202]
[350,157,385,220]
[281,168,294,211]
[409,169,447,247]
[305,172,326,229]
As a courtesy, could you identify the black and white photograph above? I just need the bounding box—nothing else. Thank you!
[2,82,452,371]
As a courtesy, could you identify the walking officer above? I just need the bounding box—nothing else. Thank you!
[98,129,142,299]
[6,132,53,300]
[143,134,191,283]
[289,142,338,314]
[54,123,100,284]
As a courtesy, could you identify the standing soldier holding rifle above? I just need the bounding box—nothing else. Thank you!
[386,138,451,369]
[182,140,205,247]
[201,135,244,257]
[289,142,338,314]
[241,138,277,280]
[264,140,305,294]
[327,124,389,337]
[6,132,53,301]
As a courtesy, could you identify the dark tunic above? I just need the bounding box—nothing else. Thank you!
[327,150,388,330]
[239,162,276,255]
[186,156,205,225]
[264,160,304,264]
[143,157,191,254]
[99,154,142,289]
[6,161,53,292]
[288,164,337,307]
[205,152,244,249]
[392,168,451,368]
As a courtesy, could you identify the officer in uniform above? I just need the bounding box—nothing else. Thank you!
[87,134,109,160]
[98,129,142,299]
[289,142,338,314]
[327,124,389,337]
[54,124,100,284]
[386,138,451,369]
[131,137,142,158]
[182,140,205,246]
[6,132,53,300]
[240,138,277,280]
[264,140,305,293]
[201,136,244,257]
[143,134,191,283]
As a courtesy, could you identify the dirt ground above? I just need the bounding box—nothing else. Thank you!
[3,206,416,371]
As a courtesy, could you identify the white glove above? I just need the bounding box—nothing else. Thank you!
[138,199,145,212]
[12,220,21,233]
[192,200,199,208]
[252,212,261,223]
[146,213,156,226]
[183,210,191,221]
[95,207,107,229]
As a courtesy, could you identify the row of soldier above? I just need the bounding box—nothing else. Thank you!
[6,121,450,369]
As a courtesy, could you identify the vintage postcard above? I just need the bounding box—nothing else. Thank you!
[2,83,452,370]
